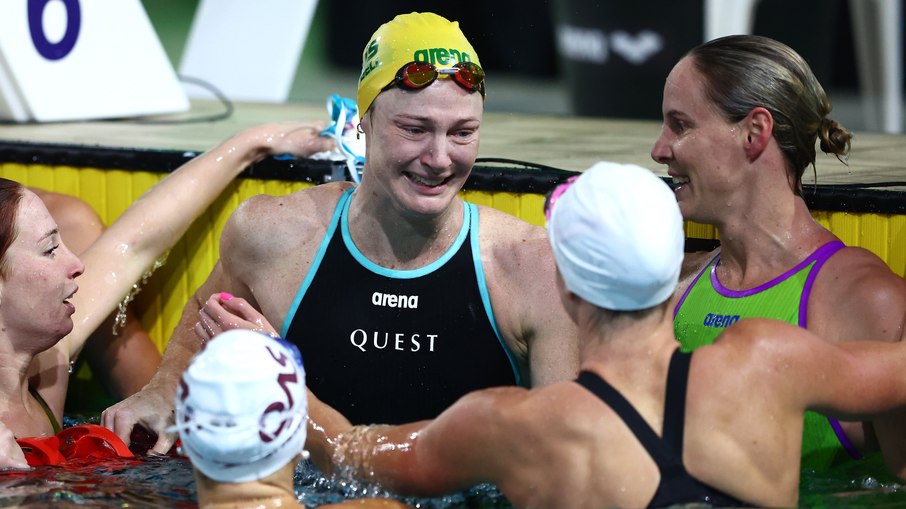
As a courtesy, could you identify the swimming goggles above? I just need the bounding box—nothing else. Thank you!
[381,61,486,97]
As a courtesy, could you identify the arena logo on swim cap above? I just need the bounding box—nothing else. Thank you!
[412,47,473,66]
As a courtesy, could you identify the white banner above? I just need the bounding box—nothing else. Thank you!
[179,0,317,103]
[0,0,188,122]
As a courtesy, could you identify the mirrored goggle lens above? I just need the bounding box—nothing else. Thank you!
[400,62,439,88]
[452,62,484,91]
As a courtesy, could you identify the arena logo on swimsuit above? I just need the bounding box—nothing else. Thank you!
[372,291,419,309]
[702,313,741,328]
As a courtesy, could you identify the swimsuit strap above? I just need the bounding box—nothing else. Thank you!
[575,358,682,472]
[661,349,692,453]
[794,240,862,461]
[28,385,62,434]
[577,352,745,508]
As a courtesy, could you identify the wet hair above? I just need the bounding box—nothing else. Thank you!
[0,178,25,278]
[687,35,852,193]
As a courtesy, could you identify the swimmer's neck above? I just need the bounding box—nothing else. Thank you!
[194,462,302,509]
[199,494,299,509]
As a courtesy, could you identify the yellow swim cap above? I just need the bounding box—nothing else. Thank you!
[357,12,482,115]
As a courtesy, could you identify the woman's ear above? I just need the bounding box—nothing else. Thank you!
[743,107,774,161]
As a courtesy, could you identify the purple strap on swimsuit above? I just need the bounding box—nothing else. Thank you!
[798,240,845,328]
[798,240,862,460]
[828,418,862,460]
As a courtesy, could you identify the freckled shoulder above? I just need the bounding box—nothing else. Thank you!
[474,204,552,270]
[474,204,558,317]
[470,205,578,385]
[219,182,354,269]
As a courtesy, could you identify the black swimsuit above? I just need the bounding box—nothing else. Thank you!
[575,350,745,508]
[283,188,519,425]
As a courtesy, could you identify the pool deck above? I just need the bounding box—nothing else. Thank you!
[1,100,903,190]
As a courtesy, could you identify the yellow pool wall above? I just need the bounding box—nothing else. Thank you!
[3,162,903,354]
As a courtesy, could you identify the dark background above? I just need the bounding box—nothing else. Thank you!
[142,0,901,125]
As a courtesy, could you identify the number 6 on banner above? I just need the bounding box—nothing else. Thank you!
[28,0,81,61]
[0,0,188,122]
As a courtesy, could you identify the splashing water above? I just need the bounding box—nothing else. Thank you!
[317,425,513,508]
[295,460,513,509]
[112,252,169,335]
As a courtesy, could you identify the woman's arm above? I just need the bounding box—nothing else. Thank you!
[63,122,333,360]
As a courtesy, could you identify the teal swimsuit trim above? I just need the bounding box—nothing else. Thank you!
[281,188,347,338]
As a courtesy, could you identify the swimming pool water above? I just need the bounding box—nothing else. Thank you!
[3,409,898,508]
[798,454,905,509]
[0,456,195,508]
[0,456,512,509]
[295,461,512,508]
[0,451,902,507]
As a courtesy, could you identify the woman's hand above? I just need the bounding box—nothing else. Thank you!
[195,293,279,342]
[0,422,28,469]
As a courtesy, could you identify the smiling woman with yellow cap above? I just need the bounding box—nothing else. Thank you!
[102,12,578,453]
[356,11,485,117]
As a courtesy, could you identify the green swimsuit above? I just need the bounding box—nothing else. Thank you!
[673,241,860,471]
[29,385,62,435]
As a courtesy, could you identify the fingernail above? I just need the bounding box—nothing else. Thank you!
[219,292,234,300]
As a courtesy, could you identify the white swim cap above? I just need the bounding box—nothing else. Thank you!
[174,329,308,483]
[548,162,684,311]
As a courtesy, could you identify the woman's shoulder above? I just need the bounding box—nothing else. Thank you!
[220,182,353,263]
[810,244,906,342]
[819,244,903,292]
[473,203,546,240]
[473,205,550,270]
[227,182,352,234]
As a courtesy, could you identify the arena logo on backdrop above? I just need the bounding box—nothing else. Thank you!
[610,30,662,65]
[557,24,663,65]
